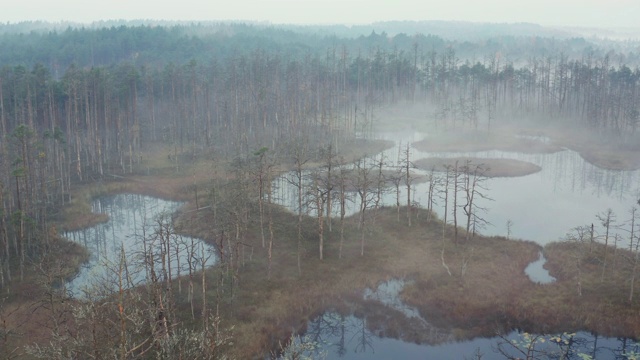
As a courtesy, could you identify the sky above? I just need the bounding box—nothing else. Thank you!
[3,0,640,29]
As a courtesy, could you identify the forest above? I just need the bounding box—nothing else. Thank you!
[1,20,640,359]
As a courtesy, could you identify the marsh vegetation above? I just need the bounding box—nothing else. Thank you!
[0,20,639,359]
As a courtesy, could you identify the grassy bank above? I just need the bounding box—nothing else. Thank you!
[186,205,640,357]
[3,135,640,359]
[181,201,639,357]
[0,137,395,358]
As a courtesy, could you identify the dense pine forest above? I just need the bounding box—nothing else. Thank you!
[1,21,640,358]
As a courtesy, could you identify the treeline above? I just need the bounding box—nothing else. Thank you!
[1,23,640,287]
[2,22,640,71]
[428,51,640,133]
[0,45,370,284]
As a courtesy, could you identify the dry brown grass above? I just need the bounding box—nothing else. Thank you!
[6,134,640,359]
[0,235,89,359]
[543,125,640,170]
[174,204,547,357]
[411,124,640,171]
[183,199,640,358]
[412,129,564,154]
[336,139,395,164]
[414,157,542,177]
[0,137,395,358]
[535,241,640,336]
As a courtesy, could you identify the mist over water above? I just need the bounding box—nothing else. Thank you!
[276,126,640,356]
[274,129,640,247]
[418,147,640,245]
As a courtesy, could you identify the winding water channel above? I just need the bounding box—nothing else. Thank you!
[274,128,640,358]
[64,194,216,296]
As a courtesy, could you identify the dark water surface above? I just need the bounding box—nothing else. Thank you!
[296,312,637,360]
[287,280,637,360]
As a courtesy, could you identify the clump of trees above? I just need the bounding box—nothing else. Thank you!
[2,25,640,290]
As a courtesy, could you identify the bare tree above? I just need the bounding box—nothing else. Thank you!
[625,206,639,302]
[252,147,270,249]
[311,170,327,260]
[266,159,276,280]
[0,297,22,359]
[506,219,513,240]
[596,208,616,281]
[564,225,592,297]
[320,143,338,232]
[461,161,491,241]
[288,145,310,275]
[336,162,352,259]
[439,164,453,275]
[401,143,414,227]
[425,167,439,224]
[372,153,388,224]
[451,160,460,243]
[354,157,375,256]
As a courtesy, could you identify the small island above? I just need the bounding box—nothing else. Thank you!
[414,157,542,178]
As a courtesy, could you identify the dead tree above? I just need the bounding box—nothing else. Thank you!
[320,143,338,232]
[252,147,269,249]
[426,167,439,224]
[564,225,592,297]
[287,146,309,275]
[596,208,616,281]
[311,170,327,260]
[461,161,491,241]
[336,162,352,259]
[451,160,460,243]
[401,143,415,227]
[355,157,375,256]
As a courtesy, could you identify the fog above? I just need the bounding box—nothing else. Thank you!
[1,11,640,359]
[4,0,640,29]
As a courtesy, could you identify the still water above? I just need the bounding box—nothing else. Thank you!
[64,194,216,296]
[274,130,640,246]
[380,130,640,246]
[285,280,637,360]
[296,313,637,360]
[275,129,640,358]
[525,252,557,284]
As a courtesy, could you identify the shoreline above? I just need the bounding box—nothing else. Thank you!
[4,134,640,359]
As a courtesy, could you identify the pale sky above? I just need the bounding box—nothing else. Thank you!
[3,0,640,29]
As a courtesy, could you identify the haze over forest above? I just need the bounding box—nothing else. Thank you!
[1,6,640,359]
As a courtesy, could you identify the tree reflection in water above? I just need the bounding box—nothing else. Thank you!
[290,314,639,360]
[282,278,639,359]
[63,194,216,296]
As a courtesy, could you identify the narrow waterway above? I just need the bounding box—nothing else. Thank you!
[63,194,216,296]
[525,252,557,284]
